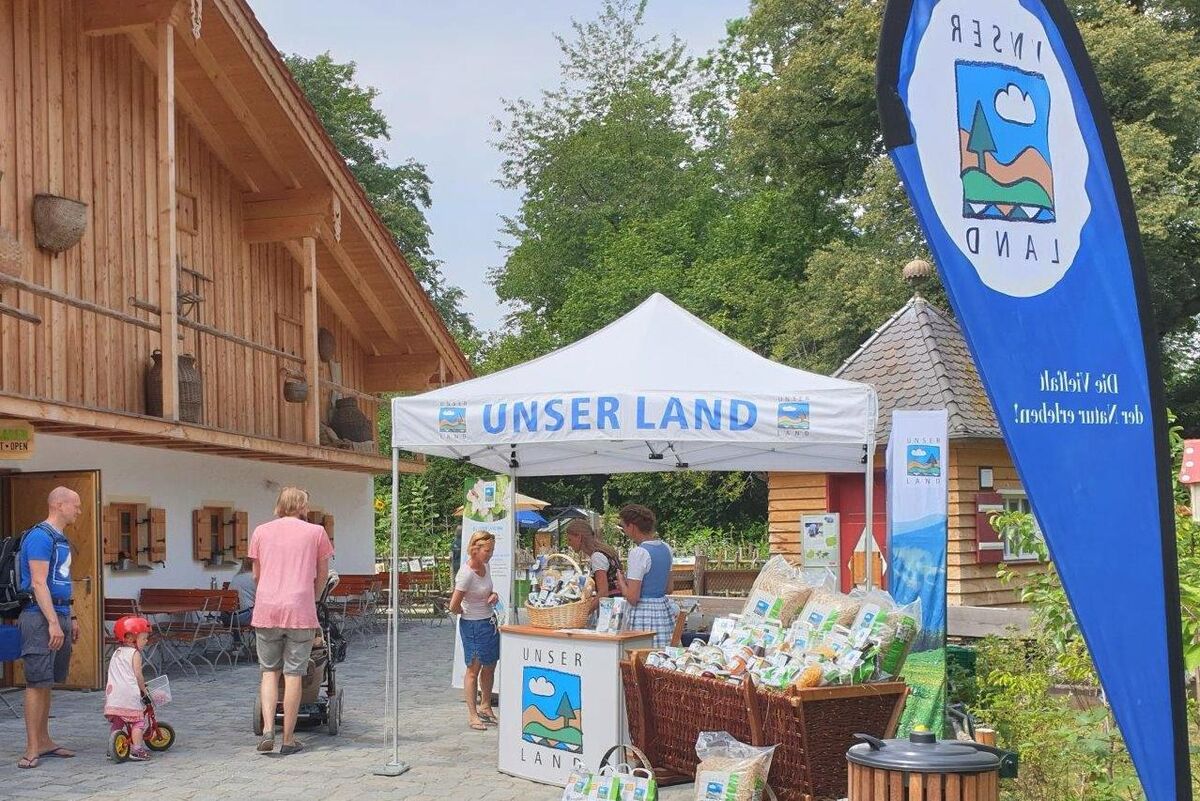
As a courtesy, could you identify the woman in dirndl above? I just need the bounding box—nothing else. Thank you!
[449,531,500,731]
[614,504,678,648]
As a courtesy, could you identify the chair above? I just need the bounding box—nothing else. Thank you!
[156,597,220,673]
[103,598,163,678]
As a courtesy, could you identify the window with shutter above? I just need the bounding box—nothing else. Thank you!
[974,491,1006,565]
[233,511,249,559]
[102,505,121,566]
[193,509,212,561]
[1000,493,1044,562]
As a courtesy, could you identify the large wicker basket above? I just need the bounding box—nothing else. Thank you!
[621,654,908,801]
[33,193,87,253]
[525,553,595,629]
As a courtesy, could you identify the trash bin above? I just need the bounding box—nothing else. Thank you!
[847,729,1002,801]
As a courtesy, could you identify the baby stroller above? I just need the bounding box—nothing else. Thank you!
[252,571,344,736]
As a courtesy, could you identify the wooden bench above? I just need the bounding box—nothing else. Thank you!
[136,589,243,671]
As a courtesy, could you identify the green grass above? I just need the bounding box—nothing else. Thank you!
[522,721,583,746]
[897,649,947,737]
[961,168,1052,208]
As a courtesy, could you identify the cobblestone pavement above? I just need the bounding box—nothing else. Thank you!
[0,621,694,801]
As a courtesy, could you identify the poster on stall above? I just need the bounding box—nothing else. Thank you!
[877,1,1189,796]
[886,410,948,736]
[801,513,840,589]
[451,475,515,689]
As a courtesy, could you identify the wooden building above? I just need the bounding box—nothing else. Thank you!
[768,295,1041,607]
[0,0,471,689]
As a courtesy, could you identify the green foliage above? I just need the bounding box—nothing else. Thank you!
[284,52,480,354]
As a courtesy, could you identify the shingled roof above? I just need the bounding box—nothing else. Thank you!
[834,295,1001,441]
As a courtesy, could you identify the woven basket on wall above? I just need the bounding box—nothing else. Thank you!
[146,350,203,423]
[317,327,335,362]
[32,193,87,254]
[330,397,371,442]
[283,376,309,403]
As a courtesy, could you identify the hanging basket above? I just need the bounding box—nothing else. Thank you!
[32,193,87,254]
[283,376,309,403]
[0,226,23,277]
[317,327,336,362]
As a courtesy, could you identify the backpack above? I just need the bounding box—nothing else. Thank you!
[0,528,31,619]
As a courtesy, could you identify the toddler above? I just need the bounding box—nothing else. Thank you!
[105,616,153,761]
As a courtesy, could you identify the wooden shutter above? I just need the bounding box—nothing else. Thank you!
[975,492,1006,564]
[134,503,149,564]
[102,504,120,565]
[193,509,212,561]
[321,513,335,551]
[148,508,167,563]
[233,511,249,559]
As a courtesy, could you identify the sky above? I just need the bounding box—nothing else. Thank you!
[248,1,750,333]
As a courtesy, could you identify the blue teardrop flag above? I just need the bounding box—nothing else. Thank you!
[876,2,1190,799]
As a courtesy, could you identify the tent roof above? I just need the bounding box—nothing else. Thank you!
[392,294,876,476]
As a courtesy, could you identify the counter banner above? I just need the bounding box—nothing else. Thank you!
[886,409,948,736]
[877,2,1188,798]
[451,475,514,689]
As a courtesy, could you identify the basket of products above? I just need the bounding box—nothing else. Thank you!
[525,553,596,629]
[621,556,914,801]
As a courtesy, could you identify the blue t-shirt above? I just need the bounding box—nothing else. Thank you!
[18,523,72,616]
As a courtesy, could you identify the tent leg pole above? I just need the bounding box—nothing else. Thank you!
[507,475,517,625]
[376,446,410,777]
[864,445,875,592]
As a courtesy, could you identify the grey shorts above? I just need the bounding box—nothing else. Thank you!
[19,608,73,688]
[255,627,317,676]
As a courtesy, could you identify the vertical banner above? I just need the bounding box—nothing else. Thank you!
[886,410,948,735]
[452,475,515,689]
[877,2,1189,798]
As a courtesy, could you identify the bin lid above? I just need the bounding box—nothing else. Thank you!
[847,729,1002,773]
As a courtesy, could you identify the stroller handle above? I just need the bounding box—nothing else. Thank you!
[318,570,340,605]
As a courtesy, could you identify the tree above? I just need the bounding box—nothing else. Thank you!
[285,53,480,355]
[966,101,996,173]
[556,692,575,725]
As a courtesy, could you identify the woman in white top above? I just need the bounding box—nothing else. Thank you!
[449,531,500,731]
[614,504,678,648]
[564,518,622,614]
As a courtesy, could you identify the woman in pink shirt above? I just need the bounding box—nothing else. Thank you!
[249,487,333,756]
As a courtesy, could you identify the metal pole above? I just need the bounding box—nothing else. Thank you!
[863,391,878,591]
[506,475,517,624]
[375,446,410,777]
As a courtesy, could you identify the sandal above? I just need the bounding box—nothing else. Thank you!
[478,710,498,725]
[279,740,305,756]
[17,756,39,769]
[256,738,275,753]
[39,747,75,759]
[468,719,488,731]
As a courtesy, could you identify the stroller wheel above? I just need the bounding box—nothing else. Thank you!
[327,691,341,736]
[253,695,264,736]
[147,722,175,751]
[110,730,131,763]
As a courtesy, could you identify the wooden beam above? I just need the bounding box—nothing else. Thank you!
[127,29,259,192]
[156,20,180,421]
[363,354,442,392]
[281,240,375,354]
[243,214,323,243]
[0,394,416,475]
[319,224,403,348]
[244,190,332,221]
[173,28,301,189]
[0,274,160,333]
[84,0,179,36]
[301,237,321,445]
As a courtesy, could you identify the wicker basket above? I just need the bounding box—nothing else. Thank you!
[317,327,335,362]
[620,655,908,801]
[32,193,87,253]
[178,353,202,423]
[283,376,308,403]
[0,226,23,277]
[331,397,372,442]
[525,553,595,629]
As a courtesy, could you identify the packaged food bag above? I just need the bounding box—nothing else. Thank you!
[875,598,922,679]
[740,556,812,627]
[796,582,861,640]
[693,731,776,801]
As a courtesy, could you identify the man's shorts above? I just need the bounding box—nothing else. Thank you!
[255,627,317,676]
[19,608,73,687]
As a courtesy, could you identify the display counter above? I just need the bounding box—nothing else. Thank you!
[498,625,654,786]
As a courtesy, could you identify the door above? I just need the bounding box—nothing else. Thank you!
[6,471,103,690]
[829,472,887,591]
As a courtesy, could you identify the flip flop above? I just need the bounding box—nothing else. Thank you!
[468,719,488,731]
[256,739,275,753]
[39,747,75,759]
[478,711,498,725]
[18,756,39,769]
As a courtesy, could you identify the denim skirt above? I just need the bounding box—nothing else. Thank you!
[460,616,500,667]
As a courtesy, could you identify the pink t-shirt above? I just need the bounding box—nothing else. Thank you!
[248,516,334,630]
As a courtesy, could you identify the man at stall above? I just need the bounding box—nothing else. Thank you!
[614,504,678,647]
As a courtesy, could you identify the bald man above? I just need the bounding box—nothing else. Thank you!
[16,486,81,769]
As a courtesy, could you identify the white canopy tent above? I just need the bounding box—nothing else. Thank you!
[377,293,878,774]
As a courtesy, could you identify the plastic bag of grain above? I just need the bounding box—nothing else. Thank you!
[693,731,777,801]
[797,580,861,641]
[740,556,812,627]
[875,598,922,679]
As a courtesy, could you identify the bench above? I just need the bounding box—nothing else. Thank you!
[136,589,244,671]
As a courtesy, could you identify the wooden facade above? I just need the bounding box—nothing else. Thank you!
[769,441,1041,607]
[0,0,470,473]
